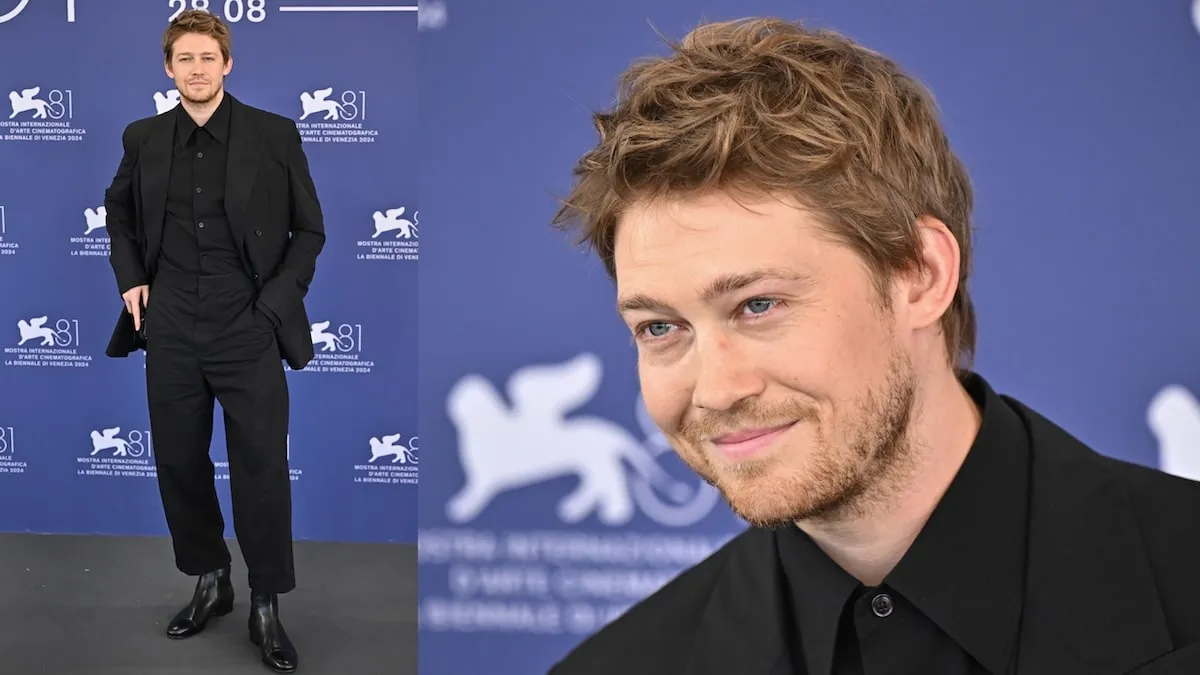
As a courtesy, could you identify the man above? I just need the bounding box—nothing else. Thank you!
[548,17,1200,675]
[103,10,323,674]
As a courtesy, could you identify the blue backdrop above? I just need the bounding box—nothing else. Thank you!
[0,0,418,544]
[417,1,1200,673]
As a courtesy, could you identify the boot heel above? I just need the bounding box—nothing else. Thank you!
[214,597,235,616]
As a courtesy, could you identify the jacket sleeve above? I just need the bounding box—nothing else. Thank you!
[104,122,147,295]
[255,121,325,325]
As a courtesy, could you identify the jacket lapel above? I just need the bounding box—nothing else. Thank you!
[1008,397,1174,674]
[223,94,263,251]
[683,529,791,675]
[138,111,175,269]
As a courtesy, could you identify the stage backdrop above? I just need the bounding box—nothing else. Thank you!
[417,0,1200,673]
[0,0,418,544]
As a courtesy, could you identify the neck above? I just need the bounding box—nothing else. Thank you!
[796,366,982,586]
[182,88,223,126]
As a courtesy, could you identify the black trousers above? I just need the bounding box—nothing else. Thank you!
[144,268,295,594]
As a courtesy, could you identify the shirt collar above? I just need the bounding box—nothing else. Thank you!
[777,372,1031,675]
[174,91,231,147]
[776,524,858,674]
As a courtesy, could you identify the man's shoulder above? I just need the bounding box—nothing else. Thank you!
[1102,452,1200,549]
[1093,450,1200,642]
[1017,395,1200,534]
[1015,393,1200,573]
[547,528,758,675]
[119,114,161,142]
[235,97,298,135]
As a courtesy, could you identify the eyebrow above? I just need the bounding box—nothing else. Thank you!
[616,267,811,315]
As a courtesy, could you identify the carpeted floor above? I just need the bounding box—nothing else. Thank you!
[0,533,416,675]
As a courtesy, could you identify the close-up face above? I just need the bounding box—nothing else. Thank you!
[613,192,924,527]
[165,32,231,106]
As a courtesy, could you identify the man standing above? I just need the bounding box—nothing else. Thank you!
[103,10,323,673]
[548,17,1200,675]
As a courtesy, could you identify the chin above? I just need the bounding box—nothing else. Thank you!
[183,90,215,105]
[718,481,806,528]
[711,454,870,528]
[698,460,796,528]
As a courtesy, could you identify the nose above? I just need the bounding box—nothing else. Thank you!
[690,332,765,411]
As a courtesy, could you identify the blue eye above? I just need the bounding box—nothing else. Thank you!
[744,298,777,315]
[645,322,672,337]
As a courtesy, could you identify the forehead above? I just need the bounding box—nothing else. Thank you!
[612,193,828,291]
[172,33,221,54]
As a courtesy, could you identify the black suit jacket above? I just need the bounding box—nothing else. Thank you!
[102,93,324,371]
[550,395,1200,675]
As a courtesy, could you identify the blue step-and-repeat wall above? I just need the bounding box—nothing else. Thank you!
[417,1,1200,673]
[0,0,418,544]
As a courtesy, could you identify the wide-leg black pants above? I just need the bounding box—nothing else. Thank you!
[144,268,295,594]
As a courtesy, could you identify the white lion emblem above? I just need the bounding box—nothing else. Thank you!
[445,353,719,527]
[1149,384,1200,482]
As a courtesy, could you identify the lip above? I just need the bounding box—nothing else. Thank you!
[711,422,796,460]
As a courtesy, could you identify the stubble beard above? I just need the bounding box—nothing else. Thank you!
[680,348,920,529]
[180,80,221,107]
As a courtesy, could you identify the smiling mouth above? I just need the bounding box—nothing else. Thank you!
[712,423,796,444]
[710,422,797,460]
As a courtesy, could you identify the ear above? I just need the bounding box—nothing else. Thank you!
[897,216,960,334]
[223,55,233,77]
[164,62,174,79]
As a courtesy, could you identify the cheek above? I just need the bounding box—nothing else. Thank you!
[770,309,886,395]
[638,371,690,434]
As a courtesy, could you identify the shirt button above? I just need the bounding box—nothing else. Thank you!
[196,151,203,159]
[195,187,202,193]
[871,593,893,618]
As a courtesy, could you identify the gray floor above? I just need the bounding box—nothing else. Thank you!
[0,533,416,675]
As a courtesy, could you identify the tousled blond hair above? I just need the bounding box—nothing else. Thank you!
[552,18,977,371]
[163,10,232,64]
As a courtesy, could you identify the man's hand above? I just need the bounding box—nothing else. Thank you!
[122,285,149,330]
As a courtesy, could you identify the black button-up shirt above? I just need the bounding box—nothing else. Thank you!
[159,93,243,277]
[777,373,1031,674]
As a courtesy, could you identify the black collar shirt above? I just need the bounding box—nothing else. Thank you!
[175,89,231,147]
[776,374,1032,675]
[160,92,242,278]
